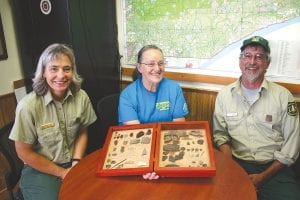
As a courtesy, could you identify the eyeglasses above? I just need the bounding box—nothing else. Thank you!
[140,61,167,68]
[240,52,268,62]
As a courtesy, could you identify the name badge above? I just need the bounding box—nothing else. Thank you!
[40,122,55,130]
[226,112,238,117]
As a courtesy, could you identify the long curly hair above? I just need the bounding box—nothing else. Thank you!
[32,43,82,96]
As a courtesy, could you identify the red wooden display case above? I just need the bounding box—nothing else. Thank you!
[154,121,216,177]
[96,123,157,176]
[96,121,216,177]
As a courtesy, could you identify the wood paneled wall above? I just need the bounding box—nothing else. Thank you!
[182,88,217,129]
[0,81,299,130]
[0,93,17,129]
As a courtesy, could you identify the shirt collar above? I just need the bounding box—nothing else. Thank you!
[44,89,74,105]
[230,77,269,94]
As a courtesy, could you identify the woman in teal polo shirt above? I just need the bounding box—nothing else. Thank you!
[118,45,189,180]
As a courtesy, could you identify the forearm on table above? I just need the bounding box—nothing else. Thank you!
[15,141,67,178]
[218,143,232,157]
[72,128,88,159]
[173,117,186,122]
[257,160,285,181]
[123,120,140,125]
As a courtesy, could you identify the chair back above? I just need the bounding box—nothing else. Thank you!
[96,93,120,147]
[0,122,24,199]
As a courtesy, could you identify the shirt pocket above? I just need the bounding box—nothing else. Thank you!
[37,126,62,150]
[255,112,281,140]
[225,111,244,132]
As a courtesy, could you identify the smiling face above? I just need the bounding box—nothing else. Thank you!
[137,48,165,91]
[239,45,270,88]
[43,54,73,101]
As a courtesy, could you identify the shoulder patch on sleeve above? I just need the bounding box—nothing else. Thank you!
[287,102,298,116]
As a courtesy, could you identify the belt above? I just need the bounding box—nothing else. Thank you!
[233,156,272,166]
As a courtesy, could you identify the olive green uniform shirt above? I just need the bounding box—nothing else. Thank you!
[9,89,97,164]
[213,79,299,166]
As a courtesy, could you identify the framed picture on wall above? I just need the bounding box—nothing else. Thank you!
[0,14,8,60]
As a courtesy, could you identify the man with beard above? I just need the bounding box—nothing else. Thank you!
[213,36,300,200]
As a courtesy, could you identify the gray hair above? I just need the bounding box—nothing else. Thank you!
[137,44,163,63]
[32,43,82,96]
[133,45,164,80]
[240,44,271,63]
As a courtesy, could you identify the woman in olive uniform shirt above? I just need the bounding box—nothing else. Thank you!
[9,44,97,200]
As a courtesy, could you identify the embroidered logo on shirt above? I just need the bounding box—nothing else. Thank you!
[40,122,55,130]
[156,101,170,111]
[287,102,298,116]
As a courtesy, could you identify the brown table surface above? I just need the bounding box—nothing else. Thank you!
[59,149,257,200]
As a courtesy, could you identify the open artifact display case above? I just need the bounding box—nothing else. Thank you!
[96,121,216,177]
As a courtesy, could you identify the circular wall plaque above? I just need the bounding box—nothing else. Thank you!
[40,0,52,15]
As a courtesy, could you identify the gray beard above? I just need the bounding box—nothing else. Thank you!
[243,71,260,82]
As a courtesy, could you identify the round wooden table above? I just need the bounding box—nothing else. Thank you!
[59,149,256,200]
